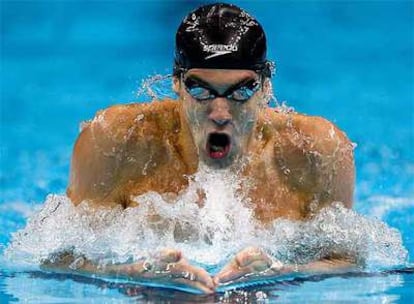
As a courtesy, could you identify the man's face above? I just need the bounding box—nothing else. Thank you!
[177,69,263,168]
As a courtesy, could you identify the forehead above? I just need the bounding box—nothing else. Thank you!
[185,69,258,86]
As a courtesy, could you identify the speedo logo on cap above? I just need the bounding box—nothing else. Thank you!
[203,44,238,59]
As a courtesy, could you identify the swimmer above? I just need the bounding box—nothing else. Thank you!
[44,3,356,294]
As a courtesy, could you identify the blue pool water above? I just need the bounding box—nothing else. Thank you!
[1,1,413,303]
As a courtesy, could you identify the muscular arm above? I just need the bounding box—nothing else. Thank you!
[234,115,355,284]
[41,249,214,293]
[67,108,121,205]
[59,101,215,292]
[213,114,357,284]
[276,114,355,214]
[214,247,358,287]
[67,102,178,206]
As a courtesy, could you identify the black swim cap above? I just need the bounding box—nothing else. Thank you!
[174,3,272,77]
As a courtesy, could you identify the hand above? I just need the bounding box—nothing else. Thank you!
[42,249,215,294]
[214,246,288,285]
[118,248,215,294]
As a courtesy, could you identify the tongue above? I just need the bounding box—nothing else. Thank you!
[211,145,224,152]
[209,144,228,159]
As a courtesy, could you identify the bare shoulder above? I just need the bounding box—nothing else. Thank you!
[261,109,353,158]
[290,114,353,153]
[260,108,355,210]
[85,99,180,146]
[68,99,180,205]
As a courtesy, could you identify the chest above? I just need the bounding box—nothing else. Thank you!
[240,156,308,223]
[125,144,309,223]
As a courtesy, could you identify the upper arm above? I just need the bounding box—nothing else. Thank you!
[276,115,355,211]
[67,104,159,205]
[67,101,180,206]
[67,106,130,205]
[307,117,355,208]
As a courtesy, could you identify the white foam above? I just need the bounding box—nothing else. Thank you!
[136,74,177,101]
[4,169,408,272]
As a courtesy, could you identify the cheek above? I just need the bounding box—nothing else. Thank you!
[234,104,258,132]
[183,97,206,127]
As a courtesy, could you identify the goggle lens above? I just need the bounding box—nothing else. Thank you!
[183,78,260,102]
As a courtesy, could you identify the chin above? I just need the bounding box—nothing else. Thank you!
[201,155,235,169]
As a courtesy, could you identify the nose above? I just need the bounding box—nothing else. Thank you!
[208,98,232,127]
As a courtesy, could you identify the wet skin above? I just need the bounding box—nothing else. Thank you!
[62,69,355,293]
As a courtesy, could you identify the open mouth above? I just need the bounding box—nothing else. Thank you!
[206,133,231,159]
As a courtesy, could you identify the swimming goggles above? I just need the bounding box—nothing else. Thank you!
[182,77,261,103]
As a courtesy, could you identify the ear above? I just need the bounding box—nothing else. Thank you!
[172,76,180,94]
[262,78,271,93]
[261,78,273,106]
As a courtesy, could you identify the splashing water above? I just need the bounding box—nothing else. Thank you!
[4,74,408,275]
[5,168,408,274]
[3,69,408,275]
[136,74,177,102]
